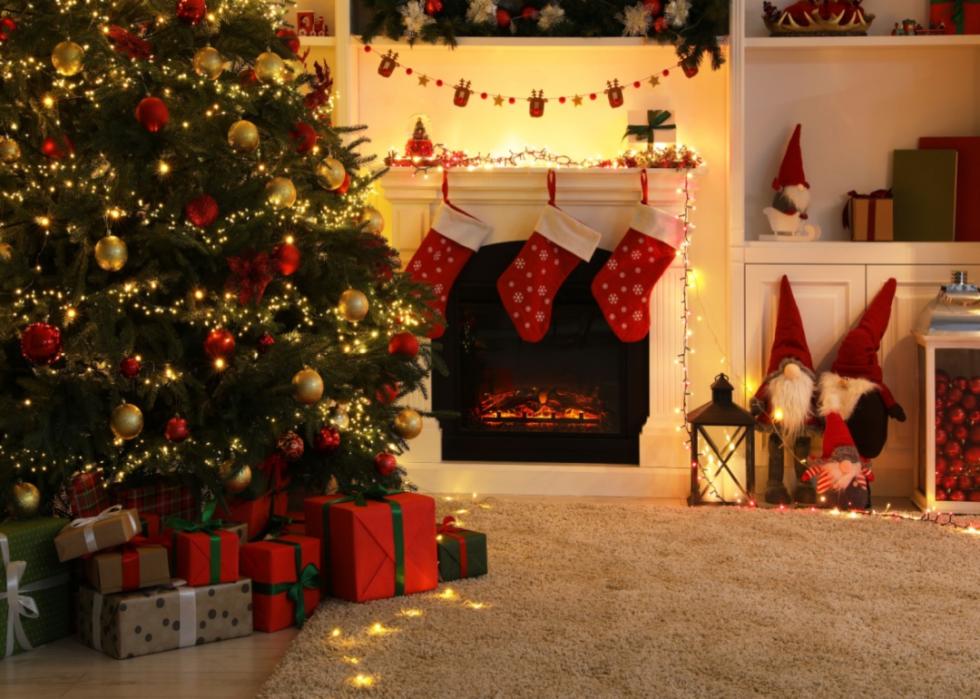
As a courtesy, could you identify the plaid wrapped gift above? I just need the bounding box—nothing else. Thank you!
[69,471,111,518]
[114,481,197,521]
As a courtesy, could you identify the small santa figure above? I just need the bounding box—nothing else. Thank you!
[819,278,906,460]
[751,275,820,505]
[763,123,821,241]
[801,411,874,511]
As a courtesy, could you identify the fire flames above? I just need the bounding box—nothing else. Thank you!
[475,387,606,431]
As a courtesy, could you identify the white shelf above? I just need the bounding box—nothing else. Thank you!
[299,36,337,47]
[745,34,980,49]
[739,241,980,266]
[357,36,715,49]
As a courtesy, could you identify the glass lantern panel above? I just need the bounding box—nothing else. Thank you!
[933,348,980,505]
[694,424,751,504]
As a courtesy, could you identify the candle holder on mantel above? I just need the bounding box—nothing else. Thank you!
[914,271,980,513]
[687,374,757,506]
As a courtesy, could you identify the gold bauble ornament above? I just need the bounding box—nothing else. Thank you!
[10,482,41,519]
[220,461,252,494]
[51,40,85,77]
[0,243,12,262]
[110,403,144,440]
[329,405,350,431]
[254,51,285,83]
[266,177,297,209]
[94,235,128,272]
[338,289,369,322]
[283,59,305,82]
[0,137,20,163]
[227,119,260,152]
[360,206,385,235]
[393,408,424,440]
[192,47,224,80]
[315,157,346,191]
[292,367,324,405]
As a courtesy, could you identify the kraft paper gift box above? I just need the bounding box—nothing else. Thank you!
[436,517,488,582]
[54,506,139,562]
[305,492,438,603]
[239,535,320,632]
[0,518,73,659]
[83,541,171,594]
[846,191,894,241]
[76,580,253,659]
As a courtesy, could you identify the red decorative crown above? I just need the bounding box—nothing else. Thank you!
[762,0,875,36]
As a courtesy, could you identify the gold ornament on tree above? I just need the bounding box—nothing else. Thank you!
[360,206,385,235]
[220,460,252,494]
[51,40,84,76]
[110,403,144,440]
[0,243,12,262]
[265,177,297,209]
[0,137,20,163]
[193,47,224,80]
[338,289,369,322]
[94,235,128,272]
[10,482,41,519]
[329,404,350,431]
[292,367,324,404]
[227,119,260,152]
[393,407,423,439]
[254,51,285,83]
[315,157,346,191]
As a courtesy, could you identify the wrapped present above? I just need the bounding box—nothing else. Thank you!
[266,512,306,538]
[83,539,170,594]
[216,494,271,541]
[69,471,111,518]
[844,190,893,241]
[139,512,162,537]
[0,518,73,658]
[930,0,980,34]
[114,481,197,521]
[168,501,239,586]
[436,516,488,582]
[240,535,320,632]
[54,506,139,562]
[305,490,438,603]
[625,109,677,149]
[77,580,253,659]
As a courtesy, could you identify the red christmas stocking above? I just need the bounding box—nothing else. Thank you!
[406,172,492,339]
[497,171,601,343]
[591,170,685,342]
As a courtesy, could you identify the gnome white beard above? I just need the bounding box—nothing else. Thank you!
[782,184,811,214]
[767,363,814,441]
[818,373,877,420]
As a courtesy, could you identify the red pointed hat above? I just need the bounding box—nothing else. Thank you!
[772,124,809,191]
[821,412,860,461]
[766,275,815,376]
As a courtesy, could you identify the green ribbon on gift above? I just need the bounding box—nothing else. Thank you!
[952,0,966,33]
[318,486,405,597]
[253,539,320,628]
[165,499,227,584]
[623,110,676,148]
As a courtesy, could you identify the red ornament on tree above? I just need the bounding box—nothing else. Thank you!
[289,122,317,154]
[164,416,190,443]
[107,25,153,60]
[521,5,539,20]
[496,8,512,28]
[273,242,301,276]
[388,332,420,358]
[135,97,169,133]
[375,383,400,405]
[425,0,443,14]
[41,134,73,160]
[176,0,207,25]
[185,194,219,228]
[119,356,141,378]
[20,323,62,365]
[204,327,235,359]
[257,332,275,354]
[314,425,341,454]
[0,17,16,42]
[276,27,300,54]
[374,452,398,477]
[277,431,305,460]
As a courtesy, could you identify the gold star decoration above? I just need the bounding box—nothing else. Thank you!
[493,94,504,106]
[648,75,660,88]
[418,74,430,86]
[571,95,583,107]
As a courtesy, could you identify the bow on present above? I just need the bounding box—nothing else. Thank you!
[69,504,138,554]
[623,110,676,149]
[0,533,70,658]
[436,516,470,578]
[437,515,461,534]
[255,539,320,628]
[226,251,274,306]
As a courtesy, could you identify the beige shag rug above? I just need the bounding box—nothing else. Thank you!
[259,499,980,698]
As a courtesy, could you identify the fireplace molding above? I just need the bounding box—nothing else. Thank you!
[384,168,693,497]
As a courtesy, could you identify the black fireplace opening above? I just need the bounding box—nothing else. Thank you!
[433,241,649,464]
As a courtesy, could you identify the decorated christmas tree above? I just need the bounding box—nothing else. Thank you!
[0,0,434,517]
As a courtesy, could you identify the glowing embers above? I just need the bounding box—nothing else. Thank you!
[474,386,607,432]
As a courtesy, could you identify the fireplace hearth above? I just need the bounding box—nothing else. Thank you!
[433,242,649,464]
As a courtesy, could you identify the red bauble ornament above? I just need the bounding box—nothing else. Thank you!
[185,194,219,228]
[375,383,400,405]
[936,456,948,475]
[164,416,190,443]
[954,425,969,443]
[119,356,141,378]
[335,172,350,195]
[257,333,275,354]
[936,428,948,446]
[176,0,207,24]
[276,28,300,54]
[955,376,969,391]
[947,387,964,405]
[496,8,512,27]
[388,332,419,358]
[945,440,963,459]
[951,489,966,502]
[425,0,443,14]
[314,426,341,454]
[936,488,948,500]
[970,490,980,502]
[273,242,301,276]
[966,446,980,467]
[0,17,17,42]
[20,323,62,365]
[942,474,958,491]
[277,431,305,460]
[970,376,980,394]
[654,16,667,32]
[204,327,235,359]
[135,97,169,133]
[970,410,980,427]
[959,475,973,491]
[963,393,978,410]
[643,0,663,13]
[949,458,965,476]
[290,122,317,154]
[521,5,539,20]
[374,452,398,477]
[937,369,951,383]
[41,134,73,160]
[949,406,967,426]
[936,381,948,398]
[971,426,980,443]
[239,68,259,86]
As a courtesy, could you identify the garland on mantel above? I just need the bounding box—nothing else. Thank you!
[360,0,729,72]
[384,145,704,171]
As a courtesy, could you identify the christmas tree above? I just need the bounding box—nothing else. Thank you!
[0,0,434,515]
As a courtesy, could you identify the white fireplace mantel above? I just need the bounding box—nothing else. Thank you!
[384,168,694,497]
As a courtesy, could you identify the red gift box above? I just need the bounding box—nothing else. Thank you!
[69,471,111,517]
[115,481,198,520]
[139,512,162,537]
[174,529,239,586]
[304,492,438,602]
[240,535,321,632]
[931,0,980,33]
[217,494,271,541]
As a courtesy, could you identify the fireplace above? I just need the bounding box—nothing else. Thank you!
[433,242,650,464]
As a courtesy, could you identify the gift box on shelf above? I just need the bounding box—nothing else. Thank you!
[68,471,111,518]
[0,518,73,659]
[436,516,488,582]
[77,580,253,659]
[930,0,980,33]
[217,494,271,541]
[305,490,438,603]
[168,502,240,587]
[113,481,198,521]
[83,539,170,594]
[240,535,320,632]
[54,506,140,562]
[844,190,894,242]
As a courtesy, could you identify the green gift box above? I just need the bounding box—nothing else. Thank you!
[436,517,487,582]
[0,518,73,659]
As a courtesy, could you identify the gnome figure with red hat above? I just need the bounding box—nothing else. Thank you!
[819,278,907,460]
[801,411,875,510]
[751,276,820,505]
[762,124,821,241]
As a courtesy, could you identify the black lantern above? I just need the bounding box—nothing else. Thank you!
[687,374,756,506]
